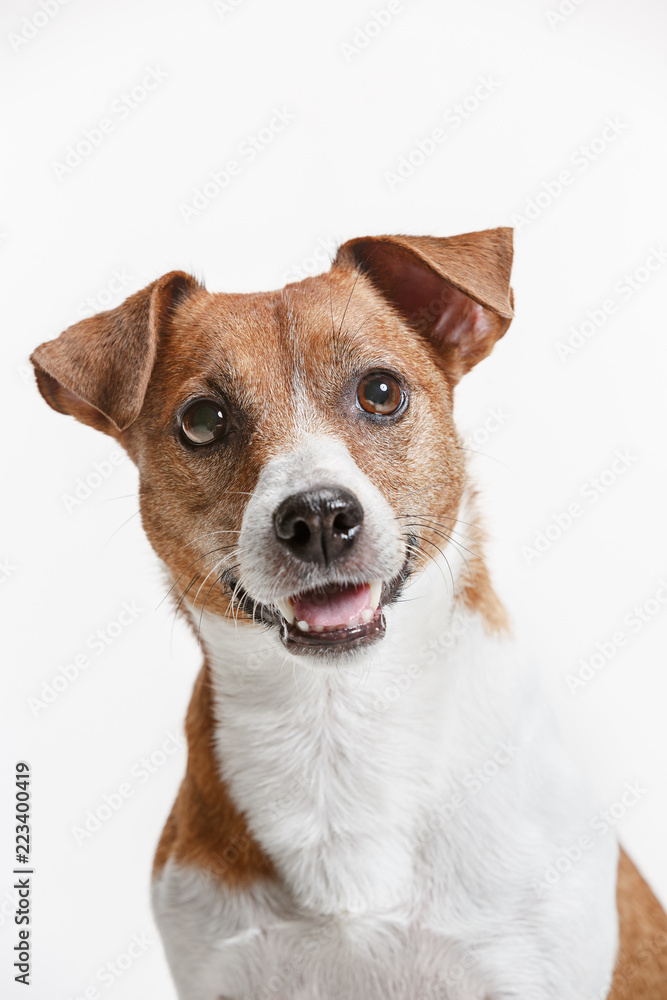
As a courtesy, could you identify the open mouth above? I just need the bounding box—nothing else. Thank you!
[276,580,385,653]
[219,564,410,656]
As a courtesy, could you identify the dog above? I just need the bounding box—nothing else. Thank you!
[32,228,667,999]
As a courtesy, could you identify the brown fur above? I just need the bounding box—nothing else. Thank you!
[610,850,667,998]
[31,271,199,433]
[31,231,514,625]
[153,661,275,886]
[455,490,511,636]
[460,557,510,635]
[30,229,665,991]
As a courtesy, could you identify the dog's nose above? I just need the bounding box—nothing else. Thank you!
[273,487,364,565]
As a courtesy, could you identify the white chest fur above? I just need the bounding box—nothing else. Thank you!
[153,557,618,1000]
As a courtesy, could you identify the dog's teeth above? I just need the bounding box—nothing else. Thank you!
[312,624,324,633]
[369,579,382,611]
[360,608,373,624]
[297,620,310,632]
[277,598,295,623]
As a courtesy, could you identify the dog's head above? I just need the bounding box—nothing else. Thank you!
[31,229,513,659]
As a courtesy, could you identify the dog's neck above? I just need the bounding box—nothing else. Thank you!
[188,496,514,914]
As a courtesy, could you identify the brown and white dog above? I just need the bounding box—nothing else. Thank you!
[32,229,666,999]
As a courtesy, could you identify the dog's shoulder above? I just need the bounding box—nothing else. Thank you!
[610,849,667,999]
[153,662,275,889]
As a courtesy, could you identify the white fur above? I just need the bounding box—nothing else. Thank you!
[237,434,405,605]
[153,440,619,1000]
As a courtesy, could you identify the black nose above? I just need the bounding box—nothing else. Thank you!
[273,487,364,565]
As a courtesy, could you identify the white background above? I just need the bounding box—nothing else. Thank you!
[2,0,667,997]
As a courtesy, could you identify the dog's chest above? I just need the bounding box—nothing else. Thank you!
[211,648,451,915]
[156,863,497,1000]
[154,613,619,1000]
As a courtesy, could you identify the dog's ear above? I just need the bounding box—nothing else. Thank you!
[335,228,513,383]
[31,271,201,435]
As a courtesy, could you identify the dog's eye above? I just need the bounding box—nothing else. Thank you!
[181,399,226,445]
[357,373,403,416]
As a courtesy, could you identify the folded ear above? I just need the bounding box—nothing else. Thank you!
[334,228,514,383]
[31,271,200,434]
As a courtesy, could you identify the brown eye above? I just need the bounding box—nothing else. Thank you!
[357,373,404,416]
[181,399,226,445]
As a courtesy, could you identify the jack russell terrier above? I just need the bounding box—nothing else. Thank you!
[32,228,667,999]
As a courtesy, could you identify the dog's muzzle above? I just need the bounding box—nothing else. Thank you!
[273,486,364,566]
[235,436,409,658]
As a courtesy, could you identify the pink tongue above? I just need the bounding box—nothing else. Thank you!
[293,583,371,628]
